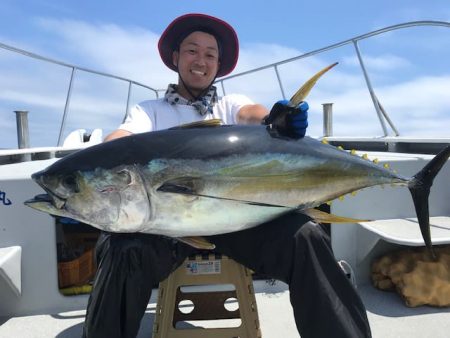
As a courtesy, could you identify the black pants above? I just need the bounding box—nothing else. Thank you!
[82,213,371,338]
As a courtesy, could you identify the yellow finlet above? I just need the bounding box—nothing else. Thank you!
[321,138,329,144]
[350,149,357,155]
[303,208,370,224]
[337,146,344,150]
[362,153,369,160]
[383,163,390,169]
[373,158,379,164]
[177,236,216,250]
[288,62,339,106]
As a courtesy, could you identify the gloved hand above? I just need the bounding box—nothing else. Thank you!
[263,99,309,139]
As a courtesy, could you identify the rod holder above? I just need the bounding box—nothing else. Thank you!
[14,110,31,161]
[322,103,333,137]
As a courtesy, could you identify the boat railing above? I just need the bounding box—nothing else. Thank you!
[0,41,161,147]
[217,21,450,138]
[1,20,449,148]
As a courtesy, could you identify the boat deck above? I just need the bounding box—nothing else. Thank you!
[1,281,450,338]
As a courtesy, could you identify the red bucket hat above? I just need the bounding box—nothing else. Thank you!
[158,13,239,77]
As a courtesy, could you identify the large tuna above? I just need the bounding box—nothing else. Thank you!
[25,122,450,257]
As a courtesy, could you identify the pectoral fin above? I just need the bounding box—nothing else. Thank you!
[177,236,216,250]
[302,208,370,223]
[157,177,202,194]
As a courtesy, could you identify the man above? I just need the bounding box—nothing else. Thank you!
[83,13,371,338]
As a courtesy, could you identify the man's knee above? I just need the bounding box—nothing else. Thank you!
[295,221,331,246]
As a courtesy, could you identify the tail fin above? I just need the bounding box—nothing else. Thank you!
[408,145,450,259]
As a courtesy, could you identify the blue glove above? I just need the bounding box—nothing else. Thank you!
[263,99,309,139]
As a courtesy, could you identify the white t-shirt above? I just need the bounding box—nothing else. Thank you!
[118,94,254,133]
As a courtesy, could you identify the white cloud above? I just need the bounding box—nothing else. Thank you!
[237,42,301,71]
[35,18,176,88]
[342,54,412,71]
[307,75,450,137]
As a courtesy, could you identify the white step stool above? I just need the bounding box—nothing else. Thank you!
[152,253,261,338]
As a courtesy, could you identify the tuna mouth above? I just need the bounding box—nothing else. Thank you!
[31,172,67,209]
[24,192,70,219]
[25,190,66,210]
[26,193,53,204]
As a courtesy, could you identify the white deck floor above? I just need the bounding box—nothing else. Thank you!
[1,281,450,338]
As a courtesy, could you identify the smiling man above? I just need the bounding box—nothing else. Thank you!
[83,13,371,338]
[104,14,270,141]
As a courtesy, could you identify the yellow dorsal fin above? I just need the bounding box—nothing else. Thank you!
[177,236,216,250]
[288,62,338,106]
[170,119,223,130]
[303,208,370,223]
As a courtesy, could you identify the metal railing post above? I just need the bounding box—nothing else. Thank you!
[57,67,76,146]
[274,65,286,100]
[352,40,388,136]
[220,80,226,96]
[126,81,132,115]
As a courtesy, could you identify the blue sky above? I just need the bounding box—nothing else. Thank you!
[1,1,450,148]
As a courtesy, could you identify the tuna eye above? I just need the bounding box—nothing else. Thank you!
[62,175,78,192]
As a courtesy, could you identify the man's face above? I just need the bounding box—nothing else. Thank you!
[172,31,220,95]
